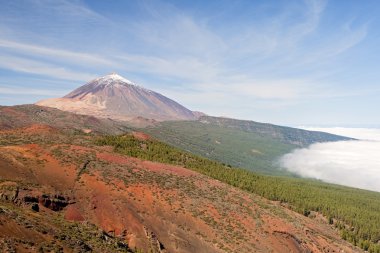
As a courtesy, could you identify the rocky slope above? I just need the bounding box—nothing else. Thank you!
[0,123,363,253]
[36,73,200,121]
[0,104,135,134]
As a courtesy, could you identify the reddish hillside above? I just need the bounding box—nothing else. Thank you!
[0,125,361,253]
[0,104,134,134]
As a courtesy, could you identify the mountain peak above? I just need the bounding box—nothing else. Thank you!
[36,73,201,121]
[93,72,135,86]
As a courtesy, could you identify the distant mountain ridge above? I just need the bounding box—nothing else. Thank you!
[144,116,353,175]
[36,73,201,121]
[198,116,353,147]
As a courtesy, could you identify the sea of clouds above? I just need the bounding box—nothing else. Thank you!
[280,127,380,192]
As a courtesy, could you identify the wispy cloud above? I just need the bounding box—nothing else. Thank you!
[0,85,67,96]
[33,0,106,20]
[0,0,375,120]
[0,54,96,81]
[300,127,380,141]
[112,0,369,104]
[0,39,114,66]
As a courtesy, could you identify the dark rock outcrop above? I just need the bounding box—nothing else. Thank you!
[31,203,39,212]
[38,194,72,211]
[0,185,73,212]
[143,226,167,253]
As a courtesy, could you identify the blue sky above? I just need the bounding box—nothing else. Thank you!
[0,0,379,126]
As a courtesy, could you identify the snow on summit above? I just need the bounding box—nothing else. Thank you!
[92,73,135,86]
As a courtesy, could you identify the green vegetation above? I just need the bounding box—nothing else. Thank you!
[96,134,380,253]
[143,120,296,175]
[196,116,351,146]
[143,118,351,175]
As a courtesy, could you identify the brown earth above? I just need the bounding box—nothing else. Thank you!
[0,104,136,134]
[0,125,362,253]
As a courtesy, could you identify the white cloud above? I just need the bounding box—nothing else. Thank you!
[280,128,380,192]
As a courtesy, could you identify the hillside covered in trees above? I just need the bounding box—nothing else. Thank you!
[143,117,351,175]
[96,134,380,253]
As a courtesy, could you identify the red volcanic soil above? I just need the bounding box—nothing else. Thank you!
[1,107,28,118]
[97,152,197,177]
[0,124,57,134]
[131,131,151,141]
[64,204,85,221]
[21,124,58,134]
[0,215,47,244]
[0,129,363,253]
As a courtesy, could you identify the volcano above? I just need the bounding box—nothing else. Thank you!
[36,73,200,121]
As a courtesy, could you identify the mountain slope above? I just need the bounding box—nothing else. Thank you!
[0,104,133,134]
[198,116,352,147]
[36,73,199,121]
[0,125,365,253]
[96,134,380,253]
[143,116,352,175]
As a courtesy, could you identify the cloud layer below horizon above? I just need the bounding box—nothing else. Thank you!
[280,127,380,192]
